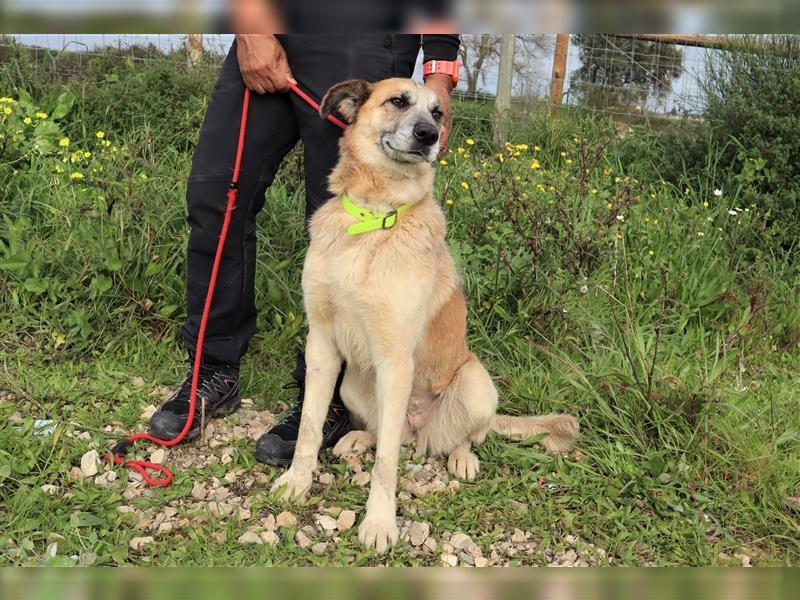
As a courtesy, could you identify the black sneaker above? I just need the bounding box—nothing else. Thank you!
[148,359,241,442]
[254,352,351,466]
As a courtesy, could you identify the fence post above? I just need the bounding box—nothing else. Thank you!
[494,34,515,146]
[187,34,203,69]
[549,34,569,118]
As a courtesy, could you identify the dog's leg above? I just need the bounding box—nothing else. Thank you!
[358,354,414,553]
[415,358,498,465]
[271,327,341,500]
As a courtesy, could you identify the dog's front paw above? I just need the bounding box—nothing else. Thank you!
[270,468,312,501]
[358,513,399,553]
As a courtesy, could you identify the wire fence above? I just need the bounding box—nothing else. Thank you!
[1,33,797,143]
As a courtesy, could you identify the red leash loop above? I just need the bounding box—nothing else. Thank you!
[107,83,344,486]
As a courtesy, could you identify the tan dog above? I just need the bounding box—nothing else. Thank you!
[271,78,579,552]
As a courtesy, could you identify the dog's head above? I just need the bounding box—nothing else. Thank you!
[320,78,443,165]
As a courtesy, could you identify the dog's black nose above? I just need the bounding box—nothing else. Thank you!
[413,122,439,146]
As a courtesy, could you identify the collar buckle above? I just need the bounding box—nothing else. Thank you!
[381,210,398,230]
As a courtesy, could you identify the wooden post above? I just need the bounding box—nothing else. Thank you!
[549,34,569,118]
[187,34,203,69]
[494,34,516,146]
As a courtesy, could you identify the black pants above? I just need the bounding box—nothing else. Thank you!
[181,35,421,364]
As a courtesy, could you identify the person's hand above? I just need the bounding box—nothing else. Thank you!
[235,34,296,94]
[424,73,454,158]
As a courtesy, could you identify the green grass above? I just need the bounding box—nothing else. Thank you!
[1,49,799,566]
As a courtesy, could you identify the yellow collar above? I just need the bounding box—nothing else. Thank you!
[341,194,412,235]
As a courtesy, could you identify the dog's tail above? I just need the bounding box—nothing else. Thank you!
[491,413,580,453]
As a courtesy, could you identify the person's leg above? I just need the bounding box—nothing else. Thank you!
[255,34,422,464]
[150,41,300,441]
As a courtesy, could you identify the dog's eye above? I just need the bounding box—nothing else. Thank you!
[431,108,443,121]
[390,97,408,109]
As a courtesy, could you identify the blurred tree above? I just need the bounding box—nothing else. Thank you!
[571,35,683,111]
[458,34,550,96]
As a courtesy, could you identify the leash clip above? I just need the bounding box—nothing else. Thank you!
[381,210,398,230]
[110,439,131,457]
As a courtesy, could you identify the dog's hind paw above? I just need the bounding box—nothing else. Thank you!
[332,430,375,458]
[447,446,480,481]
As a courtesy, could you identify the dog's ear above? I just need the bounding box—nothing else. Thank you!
[319,79,372,124]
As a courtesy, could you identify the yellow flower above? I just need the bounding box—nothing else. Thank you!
[35,112,48,119]
[0,97,16,104]
[536,184,546,193]
[534,145,541,152]
[530,159,541,170]
[140,173,149,181]
[111,146,119,153]
[565,159,573,165]
[59,137,70,147]
[466,138,475,145]
[70,172,84,180]
[648,250,655,256]
[653,219,659,225]
[703,201,709,208]
[457,147,465,154]
[606,202,613,209]
[96,131,106,139]
[2,107,11,115]
[83,151,91,158]
[54,165,64,173]
[496,153,504,163]
[650,193,656,199]
[560,151,567,157]
[515,144,528,150]
[460,181,469,190]
[445,199,454,205]
[23,117,32,124]
[439,159,448,165]
[591,188,598,194]
[472,171,481,179]
[615,233,623,240]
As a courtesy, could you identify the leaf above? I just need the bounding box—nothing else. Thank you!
[144,261,163,277]
[23,277,48,294]
[0,257,27,271]
[51,90,76,120]
[17,88,35,113]
[69,512,104,528]
[89,274,113,295]
[105,256,123,271]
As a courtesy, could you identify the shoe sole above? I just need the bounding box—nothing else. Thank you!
[148,395,242,442]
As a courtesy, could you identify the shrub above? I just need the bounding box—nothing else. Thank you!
[700,35,800,247]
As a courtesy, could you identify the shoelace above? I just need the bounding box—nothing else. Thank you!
[173,365,237,412]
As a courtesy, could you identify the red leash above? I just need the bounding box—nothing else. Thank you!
[107,83,345,486]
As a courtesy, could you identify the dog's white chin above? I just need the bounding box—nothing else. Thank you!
[381,138,436,164]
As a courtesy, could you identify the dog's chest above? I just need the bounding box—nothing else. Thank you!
[306,233,432,366]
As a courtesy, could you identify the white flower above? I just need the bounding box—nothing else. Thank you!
[728,210,738,216]
[697,231,705,237]
[713,189,723,197]
[734,207,743,212]
[580,284,589,294]
[616,214,625,222]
